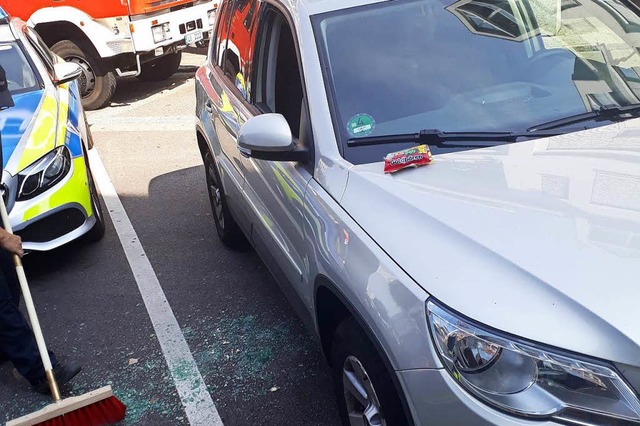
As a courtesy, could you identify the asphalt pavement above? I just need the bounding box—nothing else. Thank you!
[0,50,339,425]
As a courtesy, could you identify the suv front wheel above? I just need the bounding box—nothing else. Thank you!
[331,317,409,426]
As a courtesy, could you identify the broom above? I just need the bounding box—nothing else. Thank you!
[0,195,126,426]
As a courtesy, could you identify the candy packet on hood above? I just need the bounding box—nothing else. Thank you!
[384,145,433,174]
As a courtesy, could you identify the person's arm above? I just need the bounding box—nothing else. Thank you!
[0,228,23,257]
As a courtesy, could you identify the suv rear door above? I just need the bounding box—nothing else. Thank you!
[202,0,259,226]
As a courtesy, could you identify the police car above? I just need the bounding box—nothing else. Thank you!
[0,8,104,251]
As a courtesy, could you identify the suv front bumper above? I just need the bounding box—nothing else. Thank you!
[399,369,561,425]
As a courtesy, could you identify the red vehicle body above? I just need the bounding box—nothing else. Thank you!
[2,0,217,109]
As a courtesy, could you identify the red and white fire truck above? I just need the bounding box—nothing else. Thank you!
[2,0,217,109]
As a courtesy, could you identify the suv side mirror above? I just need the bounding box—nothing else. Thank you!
[53,62,83,86]
[238,114,309,162]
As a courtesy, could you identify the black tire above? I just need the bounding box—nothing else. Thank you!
[137,52,182,82]
[51,40,117,111]
[83,158,105,243]
[204,151,248,250]
[331,317,409,426]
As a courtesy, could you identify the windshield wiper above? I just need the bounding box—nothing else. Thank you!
[347,128,565,148]
[527,104,640,132]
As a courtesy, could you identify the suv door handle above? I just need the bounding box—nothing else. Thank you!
[205,100,213,113]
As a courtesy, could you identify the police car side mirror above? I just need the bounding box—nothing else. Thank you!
[53,62,83,86]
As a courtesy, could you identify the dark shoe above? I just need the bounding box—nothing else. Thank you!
[32,361,82,395]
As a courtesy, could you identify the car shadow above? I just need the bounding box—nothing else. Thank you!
[105,46,207,108]
[21,230,114,284]
[4,164,339,426]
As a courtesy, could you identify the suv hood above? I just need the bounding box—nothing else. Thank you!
[341,122,640,366]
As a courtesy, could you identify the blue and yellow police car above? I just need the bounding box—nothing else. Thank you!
[0,8,104,251]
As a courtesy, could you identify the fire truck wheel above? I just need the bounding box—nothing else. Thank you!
[51,40,117,111]
[138,52,182,82]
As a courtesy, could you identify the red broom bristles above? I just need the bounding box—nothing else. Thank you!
[34,396,126,426]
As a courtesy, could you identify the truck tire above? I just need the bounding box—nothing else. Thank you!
[51,40,117,111]
[138,52,182,82]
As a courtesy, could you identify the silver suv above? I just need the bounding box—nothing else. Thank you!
[195,0,640,424]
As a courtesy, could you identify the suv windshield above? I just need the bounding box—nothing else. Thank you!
[0,42,39,95]
[313,0,640,164]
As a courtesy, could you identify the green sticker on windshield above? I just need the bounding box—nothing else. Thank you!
[347,113,375,137]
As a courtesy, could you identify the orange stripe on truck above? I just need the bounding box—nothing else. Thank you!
[128,0,199,16]
[3,0,200,21]
[3,0,128,20]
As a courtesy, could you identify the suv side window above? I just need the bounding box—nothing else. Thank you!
[211,0,233,69]
[222,0,260,101]
[253,9,304,138]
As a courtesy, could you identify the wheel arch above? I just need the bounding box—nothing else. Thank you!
[34,21,88,49]
[314,276,397,371]
[195,126,212,160]
[34,21,110,68]
[314,275,416,426]
[28,7,124,59]
[314,276,352,364]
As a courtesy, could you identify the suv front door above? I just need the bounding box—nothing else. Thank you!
[240,7,313,295]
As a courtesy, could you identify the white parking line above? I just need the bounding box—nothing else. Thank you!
[88,148,224,426]
[90,115,195,133]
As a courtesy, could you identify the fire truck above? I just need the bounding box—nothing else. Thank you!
[2,0,217,109]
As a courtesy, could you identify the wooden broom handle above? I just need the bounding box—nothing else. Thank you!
[0,196,61,401]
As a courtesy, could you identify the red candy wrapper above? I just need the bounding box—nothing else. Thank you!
[384,145,433,174]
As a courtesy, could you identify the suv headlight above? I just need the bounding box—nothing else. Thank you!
[427,300,640,424]
[17,146,71,201]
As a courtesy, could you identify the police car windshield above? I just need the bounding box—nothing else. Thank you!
[0,42,39,95]
[313,0,640,164]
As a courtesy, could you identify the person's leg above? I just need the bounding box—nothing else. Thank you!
[0,249,23,308]
[0,249,59,382]
[0,250,81,393]
[0,273,54,385]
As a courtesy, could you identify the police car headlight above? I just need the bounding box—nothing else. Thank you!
[17,146,71,201]
[427,300,640,424]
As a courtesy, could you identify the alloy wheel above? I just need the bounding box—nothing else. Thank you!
[343,356,386,426]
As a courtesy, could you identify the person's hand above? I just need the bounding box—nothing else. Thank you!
[0,229,23,257]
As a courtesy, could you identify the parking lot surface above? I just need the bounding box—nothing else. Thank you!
[0,51,339,426]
